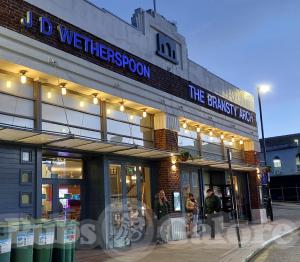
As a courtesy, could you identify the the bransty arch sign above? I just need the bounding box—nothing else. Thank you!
[20,11,151,79]
[189,84,256,126]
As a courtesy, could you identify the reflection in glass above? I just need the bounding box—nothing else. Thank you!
[58,184,81,221]
[42,184,52,218]
[42,157,83,179]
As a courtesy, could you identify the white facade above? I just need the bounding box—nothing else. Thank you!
[18,0,259,149]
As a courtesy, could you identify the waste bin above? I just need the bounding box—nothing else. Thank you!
[11,220,35,262]
[33,219,55,262]
[0,222,16,262]
[53,220,78,262]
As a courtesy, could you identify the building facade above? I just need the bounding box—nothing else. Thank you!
[0,0,265,248]
[261,134,300,201]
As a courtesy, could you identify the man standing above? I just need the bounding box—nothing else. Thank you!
[204,188,221,239]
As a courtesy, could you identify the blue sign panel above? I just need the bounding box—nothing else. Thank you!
[21,11,150,79]
[189,84,256,126]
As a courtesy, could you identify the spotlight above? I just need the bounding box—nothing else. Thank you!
[93,94,98,105]
[119,102,125,112]
[142,109,147,118]
[60,83,67,95]
[20,70,27,84]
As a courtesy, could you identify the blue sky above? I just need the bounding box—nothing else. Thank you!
[89,0,300,138]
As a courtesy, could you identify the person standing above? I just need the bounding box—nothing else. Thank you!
[185,193,198,238]
[204,188,221,239]
[154,190,170,244]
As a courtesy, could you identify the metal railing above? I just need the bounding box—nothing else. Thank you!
[270,186,300,201]
[180,141,246,164]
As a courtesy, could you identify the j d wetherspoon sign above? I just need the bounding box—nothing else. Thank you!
[20,11,151,79]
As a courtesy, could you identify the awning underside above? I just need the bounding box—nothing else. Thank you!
[0,125,258,170]
[0,125,174,159]
[183,157,257,171]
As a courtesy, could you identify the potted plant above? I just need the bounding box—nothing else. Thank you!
[180,151,193,162]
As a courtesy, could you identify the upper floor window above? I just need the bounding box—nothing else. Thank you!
[296,154,300,172]
[273,156,281,174]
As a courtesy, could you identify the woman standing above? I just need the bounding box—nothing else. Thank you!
[154,190,170,244]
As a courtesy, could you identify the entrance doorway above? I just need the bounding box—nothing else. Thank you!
[108,163,152,248]
[181,167,204,217]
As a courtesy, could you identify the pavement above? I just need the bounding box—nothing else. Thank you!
[76,202,300,262]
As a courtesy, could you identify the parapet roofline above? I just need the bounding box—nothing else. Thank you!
[82,0,140,31]
[188,59,252,97]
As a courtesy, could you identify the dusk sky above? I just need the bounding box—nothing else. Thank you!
[90,0,300,138]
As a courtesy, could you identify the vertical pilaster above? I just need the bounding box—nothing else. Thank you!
[101,100,107,141]
[33,81,42,131]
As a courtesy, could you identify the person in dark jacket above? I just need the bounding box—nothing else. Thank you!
[204,188,221,239]
[154,190,170,244]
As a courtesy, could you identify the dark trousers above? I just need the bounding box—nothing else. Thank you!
[206,213,216,239]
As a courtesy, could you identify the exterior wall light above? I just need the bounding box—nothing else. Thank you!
[20,70,27,84]
[196,126,201,133]
[171,164,177,172]
[93,94,98,105]
[119,101,125,112]
[209,130,213,137]
[60,83,67,95]
[220,134,225,140]
[239,140,244,145]
[129,115,134,120]
[182,121,187,129]
[142,109,147,118]
[47,92,52,99]
[231,137,235,143]
[80,101,84,108]
[107,108,111,115]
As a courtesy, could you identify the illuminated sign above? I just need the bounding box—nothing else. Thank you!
[189,84,256,126]
[20,11,150,79]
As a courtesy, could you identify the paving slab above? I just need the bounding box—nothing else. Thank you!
[76,202,300,262]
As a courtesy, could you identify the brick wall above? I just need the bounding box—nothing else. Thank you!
[245,150,262,209]
[154,129,178,152]
[154,129,180,215]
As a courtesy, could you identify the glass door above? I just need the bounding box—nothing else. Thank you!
[109,163,151,248]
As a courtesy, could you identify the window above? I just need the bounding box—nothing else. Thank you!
[178,125,199,157]
[41,85,101,139]
[20,192,32,207]
[106,103,153,147]
[20,170,33,185]
[273,157,281,175]
[21,149,33,164]
[42,157,83,179]
[273,157,281,168]
[296,154,300,172]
